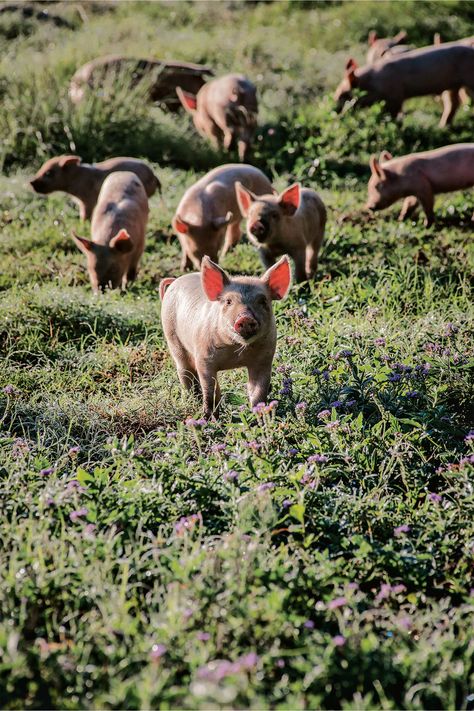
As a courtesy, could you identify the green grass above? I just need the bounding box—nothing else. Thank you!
[1,2,474,709]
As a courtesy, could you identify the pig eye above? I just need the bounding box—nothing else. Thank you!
[44,170,52,177]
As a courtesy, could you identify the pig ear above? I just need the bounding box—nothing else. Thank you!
[110,228,133,253]
[345,58,358,84]
[262,255,291,300]
[369,155,384,178]
[393,30,407,45]
[278,184,300,216]
[379,150,393,162]
[71,229,95,253]
[235,182,256,217]
[368,30,377,46]
[59,155,81,168]
[212,211,233,229]
[201,256,230,301]
[176,87,197,114]
[173,215,190,234]
[159,277,175,301]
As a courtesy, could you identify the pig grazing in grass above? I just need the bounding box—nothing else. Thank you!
[69,55,214,111]
[30,155,160,221]
[176,73,258,161]
[366,30,410,64]
[236,182,326,283]
[366,143,474,226]
[173,163,273,271]
[72,171,148,292]
[335,44,474,127]
[160,255,291,418]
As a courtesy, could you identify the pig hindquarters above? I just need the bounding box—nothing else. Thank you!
[72,171,149,292]
[160,256,291,418]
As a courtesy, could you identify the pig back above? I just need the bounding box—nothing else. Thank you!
[92,172,148,246]
[161,273,213,351]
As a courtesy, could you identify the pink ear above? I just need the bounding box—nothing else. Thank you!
[345,58,358,83]
[110,228,133,253]
[368,30,377,46]
[159,277,175,301]
[279,184,300,216]
[201,256,230,301]
[59,155,81,168]
[262,255,291,300]
[369,155,384,178]
[235,182,255,216]
[176,87,197,113]
[71,230,94,253]
[173,216,189,234]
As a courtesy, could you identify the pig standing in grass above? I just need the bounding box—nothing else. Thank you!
[334,44,474,126]
[236,182,326,282]
[176,74,258,161]
[30,155,160,221]
[72,171,148,292]
[160,255,291,418]
[366,143,474,226]
[173,163,273,270]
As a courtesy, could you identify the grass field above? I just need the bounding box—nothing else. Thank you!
[0,1,474,708]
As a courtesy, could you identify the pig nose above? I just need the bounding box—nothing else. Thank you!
[249,220,266,240]
[234,312,259,339]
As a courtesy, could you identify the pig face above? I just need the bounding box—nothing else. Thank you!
[201,255,291,346]
[30,156,81,194]
[366,155,401,211]
[236,183,300,246]
[72,228,133,292]
[173,212,233,268]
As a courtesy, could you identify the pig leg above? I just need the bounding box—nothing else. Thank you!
[292,251,307,283]
[398,196,419,221]
[439,90,460,127]
[305,244,319,280]
[176,234,193,271]
[168,341,199,393]
[196,362,221,418]
[247,360,272,407]
[221,221,242,257]
[415,181,435,227]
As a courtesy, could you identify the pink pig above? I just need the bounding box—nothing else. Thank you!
[366,30,410,64]
[177,73,258,161]
[160,255,291,418]
[72,171,148,292]
[334,44,474,127]
[366,143,474,226]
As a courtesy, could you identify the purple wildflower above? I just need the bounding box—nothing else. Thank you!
[211,443,226,453]
[288,447,298,456]
[39,467,54,476]
[223,470,239,482]
[333,635,346,647]
[428,492,442,503]
[280,377,293,397]
[252,402,266,414]
[257,482,274,493]
[244,440,261,451]
[388,373,402,382]
[337,349,353,359]
[69,507,88,522]
[394,524,410,537]
[317,409,331,420]
[283,499,293,508]
[3,384,17,395]
[295,401,307,412]
[83,523,96,539]
[329,400,343,408]
[460,454,474,467]
[374,337,386,347]
[406,390,419,398]
[465,430,474,443]
[328,596,347,610]
[150,643,167,660]
[308,454,328,464]
[175,513,202,535]
[444,322,458,337]
[326,420,340,430]
[304,620,315,629]
[398,616,412,630]
[185,417,207,427]
[276,658,285,668]
[68,445,80,455]
[197,632,211,641]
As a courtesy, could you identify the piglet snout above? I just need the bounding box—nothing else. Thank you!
[234,312,259,339]
[249,220,267,241]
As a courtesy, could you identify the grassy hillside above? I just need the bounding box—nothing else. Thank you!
[0,1,473,709]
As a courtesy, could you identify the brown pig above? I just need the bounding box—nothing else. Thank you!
[366,143,474,226]
[176,73,258,161]
[30,155,160,221]
[334,44,474,126]
[366,30,410,64]
[173,163,273,270]
[72,171,148,292]
[236,183,326,282]
[69,55,214,111]
[160,255,291,418]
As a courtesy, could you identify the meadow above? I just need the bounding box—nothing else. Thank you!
[0,1,473,708]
